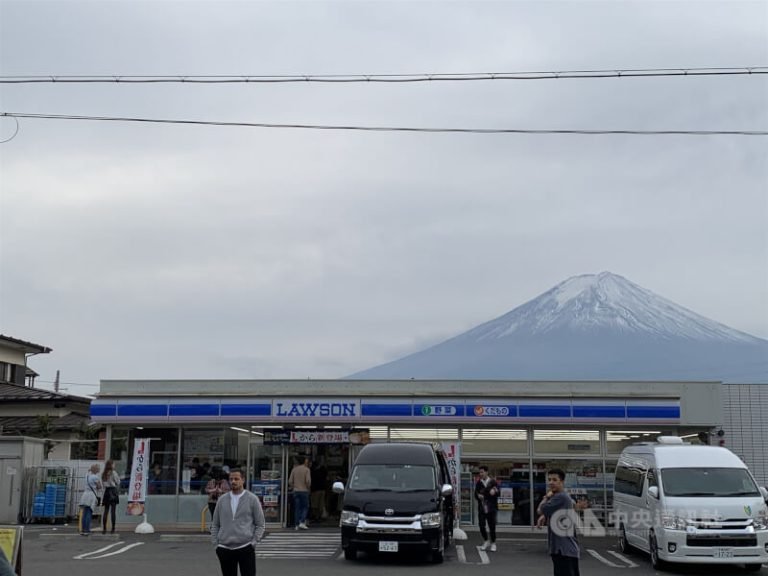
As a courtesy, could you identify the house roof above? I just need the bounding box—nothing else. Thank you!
[0,381,91,403]
[0,413,90,433]
[0,334,52,354]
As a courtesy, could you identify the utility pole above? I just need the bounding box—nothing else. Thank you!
[54,370,60,393]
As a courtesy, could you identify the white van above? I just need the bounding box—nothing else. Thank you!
[613,436,768,572]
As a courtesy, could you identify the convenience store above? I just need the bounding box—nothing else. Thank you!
[89,378,721,529]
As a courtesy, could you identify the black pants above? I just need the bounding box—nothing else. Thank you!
[102,502,117,532]
[216,545,256,576]
[209,502,217,519]
[478,507,497,542]
[551,553,580,576]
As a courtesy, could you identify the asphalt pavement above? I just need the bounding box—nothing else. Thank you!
[19,526,768,576]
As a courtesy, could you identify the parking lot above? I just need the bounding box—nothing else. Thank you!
[18,527,767,576]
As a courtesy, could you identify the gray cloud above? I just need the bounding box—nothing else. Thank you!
[1,1,766,396]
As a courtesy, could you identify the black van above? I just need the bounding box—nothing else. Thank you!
[332,442,454,563]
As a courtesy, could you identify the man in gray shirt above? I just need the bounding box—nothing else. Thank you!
[211,468,265,576]
[536,468,581,576]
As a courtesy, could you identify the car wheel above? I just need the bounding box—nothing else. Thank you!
[431,549,444,564]
[743,563,762,573]
[649,533,666,571]
[344,547,357,561]
[618,524,632,554]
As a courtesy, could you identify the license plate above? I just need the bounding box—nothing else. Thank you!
[714,548,734,559]
[379,541,398,553]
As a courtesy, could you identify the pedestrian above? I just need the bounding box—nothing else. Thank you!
[288,456,311,530]
[536,468,582,576]
[101,459,121,533]
[206,467,231,520]
[79,463,102,535]
[211,468,265,576]
[474,465,499,551]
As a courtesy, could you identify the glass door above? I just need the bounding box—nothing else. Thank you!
[249,442,284,524]
[463,460,533,526]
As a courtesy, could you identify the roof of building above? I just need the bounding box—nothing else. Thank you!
[0,334,52,354]
[0,381,91,403]
[0,413,91,433]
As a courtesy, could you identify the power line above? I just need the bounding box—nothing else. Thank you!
[2,112,766,136]
[1,66,766,84]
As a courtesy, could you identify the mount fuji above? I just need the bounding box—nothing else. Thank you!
[347,272,768,383]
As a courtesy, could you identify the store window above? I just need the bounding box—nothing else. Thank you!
[533,459,607,523]
[462,428,528,454]
[181,428,225,494]
[534,430,600,455]
[605,430,674,454]
[109,427,131,492]
[126,428,179,496]
[388,427,458,442]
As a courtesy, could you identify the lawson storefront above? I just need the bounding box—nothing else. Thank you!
[89,379,722,529]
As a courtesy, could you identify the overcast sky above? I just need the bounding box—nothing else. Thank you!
[1,1,766,397]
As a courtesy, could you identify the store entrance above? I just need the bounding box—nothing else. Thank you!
[286,443,349,528]
[463,460,534,527]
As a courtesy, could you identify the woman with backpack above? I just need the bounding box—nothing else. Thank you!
[101,460,121,533]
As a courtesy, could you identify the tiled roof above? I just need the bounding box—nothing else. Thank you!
[0,382,90,403]
[0,413,90,433]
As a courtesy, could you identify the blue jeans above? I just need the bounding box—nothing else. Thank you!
[80,505,93,533]
[293,491,309,526]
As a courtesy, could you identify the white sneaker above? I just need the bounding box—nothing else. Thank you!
[490,543,497,552]
[299,523,308,530]
[480,541,489,551]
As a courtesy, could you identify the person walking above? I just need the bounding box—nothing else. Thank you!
[79,463,102,535]
[536,468,582,576]
[211,468,265,576]
[474,465,499,551]
[206,467,231,521]
[101,459,121,533]
[288,456,311,530]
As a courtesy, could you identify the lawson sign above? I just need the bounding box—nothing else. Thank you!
[273,399,359,418]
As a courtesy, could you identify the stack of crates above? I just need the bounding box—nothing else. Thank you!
[42,483,60,517]
[32,491,46,517]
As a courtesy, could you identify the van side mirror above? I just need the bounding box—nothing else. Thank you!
[332,481,345,494]
[647,486,659,499]
[441,483,453,497]
[759,486,768,502]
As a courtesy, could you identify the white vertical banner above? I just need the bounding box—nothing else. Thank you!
[127,438,150,516]
[441,441,461,524]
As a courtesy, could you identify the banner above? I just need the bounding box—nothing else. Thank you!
[0,525,22,575]
[440,442,461,523]
[127,438,149,516]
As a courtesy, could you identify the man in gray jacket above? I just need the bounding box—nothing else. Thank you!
[536,468,582,576]
[211,468,266,576]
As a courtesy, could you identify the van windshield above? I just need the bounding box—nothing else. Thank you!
[348,464,436,492]
[661,468,759,497]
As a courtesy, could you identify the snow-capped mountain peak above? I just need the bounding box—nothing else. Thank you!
[466,272,761,343]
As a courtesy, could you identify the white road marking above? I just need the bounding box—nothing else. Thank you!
[73,542,126,559]
[607,550,638,567]
[86,542,145,559]
[456,545,467,563]
[587,549,624,568]
[476,546,490,564]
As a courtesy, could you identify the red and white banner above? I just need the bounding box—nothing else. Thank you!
[127,438,149,516]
